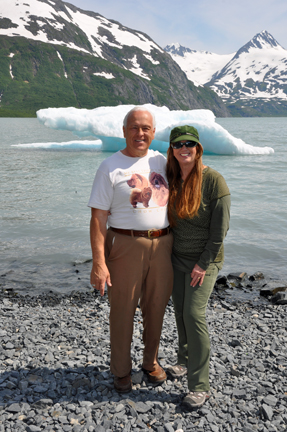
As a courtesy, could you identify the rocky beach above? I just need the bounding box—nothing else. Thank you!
[0,272,287,432]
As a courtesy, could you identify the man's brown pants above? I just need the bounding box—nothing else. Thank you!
[105,228,173,378]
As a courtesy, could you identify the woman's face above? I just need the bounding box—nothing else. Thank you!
[172,141,198,168]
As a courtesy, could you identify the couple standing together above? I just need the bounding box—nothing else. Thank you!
[88,106,230,410]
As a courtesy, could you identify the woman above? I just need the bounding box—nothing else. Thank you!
[166,125,230,410]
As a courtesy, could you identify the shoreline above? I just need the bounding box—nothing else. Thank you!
[1,268,286,306]
[0,283,287,431]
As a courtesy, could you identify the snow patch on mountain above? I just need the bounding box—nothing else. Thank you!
[93,72,115,79]
[143,54,160,65]
[0,0,162,57]
[0,0,166,82]
[210,31,287,101]
[127,55,151,80]
[56,51,68,78]
[165,31,287,103]
[165,43,234,86]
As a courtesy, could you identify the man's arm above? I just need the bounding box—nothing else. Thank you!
[90,208,112,296]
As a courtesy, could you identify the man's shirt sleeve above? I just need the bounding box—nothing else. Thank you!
[88,168,114,210]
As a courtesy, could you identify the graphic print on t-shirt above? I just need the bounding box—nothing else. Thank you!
[127,173,149,189]
[149,172,169,206]
[127,172,169,209]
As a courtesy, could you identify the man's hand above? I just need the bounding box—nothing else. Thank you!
[90,262,112,296]
[90,208,111,296]
[190,264,206,287]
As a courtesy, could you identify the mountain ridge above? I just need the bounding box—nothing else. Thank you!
[165,30,287,116]
[0,0,230,117]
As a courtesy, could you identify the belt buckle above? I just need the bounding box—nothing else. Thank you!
[148,229,158,238]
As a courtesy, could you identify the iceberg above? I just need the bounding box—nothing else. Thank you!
[11,139,102,150]
[31,104,274,155]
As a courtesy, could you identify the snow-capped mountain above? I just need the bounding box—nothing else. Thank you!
[165,43,235,86]
[0,0,230,116]
[0,0,163,80]
[208,31,287,102]
[165,31,287,116]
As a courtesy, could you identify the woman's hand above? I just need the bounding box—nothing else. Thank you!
[190,264,206,287]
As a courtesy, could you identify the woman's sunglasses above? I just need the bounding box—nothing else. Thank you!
[170,140,198,149]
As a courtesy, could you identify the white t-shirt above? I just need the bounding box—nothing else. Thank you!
[88,149,169,230]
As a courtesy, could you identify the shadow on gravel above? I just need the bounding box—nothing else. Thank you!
[0,365,183,408]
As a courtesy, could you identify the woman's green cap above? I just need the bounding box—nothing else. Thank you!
[169,125,200,143]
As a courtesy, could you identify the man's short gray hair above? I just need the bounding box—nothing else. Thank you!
[123,106,156,129]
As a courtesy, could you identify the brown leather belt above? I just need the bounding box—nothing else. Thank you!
[110,226,170,238]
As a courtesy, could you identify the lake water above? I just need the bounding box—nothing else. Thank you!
[1,117,287,296]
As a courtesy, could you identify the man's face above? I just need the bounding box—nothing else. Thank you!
[123,110,155,157]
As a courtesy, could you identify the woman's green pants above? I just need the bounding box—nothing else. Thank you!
[172,262,219,392]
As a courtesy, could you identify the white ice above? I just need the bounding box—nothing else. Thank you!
[11,140,102,150]
[14,104,275,155]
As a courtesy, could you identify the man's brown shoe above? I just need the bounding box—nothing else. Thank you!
[142,365,167,384]
[114,373,132,393]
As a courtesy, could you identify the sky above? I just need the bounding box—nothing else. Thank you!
[65,0,287,54]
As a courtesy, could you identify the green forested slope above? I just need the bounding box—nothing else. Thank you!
[0,36,230,117]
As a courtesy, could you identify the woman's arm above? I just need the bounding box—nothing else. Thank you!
[190,194,230,287]
[197,194,231,271]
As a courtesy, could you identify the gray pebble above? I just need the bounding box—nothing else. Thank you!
[0,285,286,432]
[263,394,278,406]
[261,403,274,421]
[26,426,42,432]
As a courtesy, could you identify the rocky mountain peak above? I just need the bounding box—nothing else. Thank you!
[235,30,283,56]
[164,43,194,56]
[165,30,287,116]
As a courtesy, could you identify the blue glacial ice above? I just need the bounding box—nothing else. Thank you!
[13,104,274,155]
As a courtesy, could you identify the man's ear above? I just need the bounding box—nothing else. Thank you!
[123,126,126,138]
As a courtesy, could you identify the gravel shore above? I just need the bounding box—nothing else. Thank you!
[0,286,287,432]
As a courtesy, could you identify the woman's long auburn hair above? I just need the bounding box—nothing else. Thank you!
[166,142,204,227]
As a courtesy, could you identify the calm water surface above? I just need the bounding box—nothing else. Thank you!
[1,117,287,295]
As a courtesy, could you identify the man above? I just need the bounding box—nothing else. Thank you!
[88,106,173,393]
